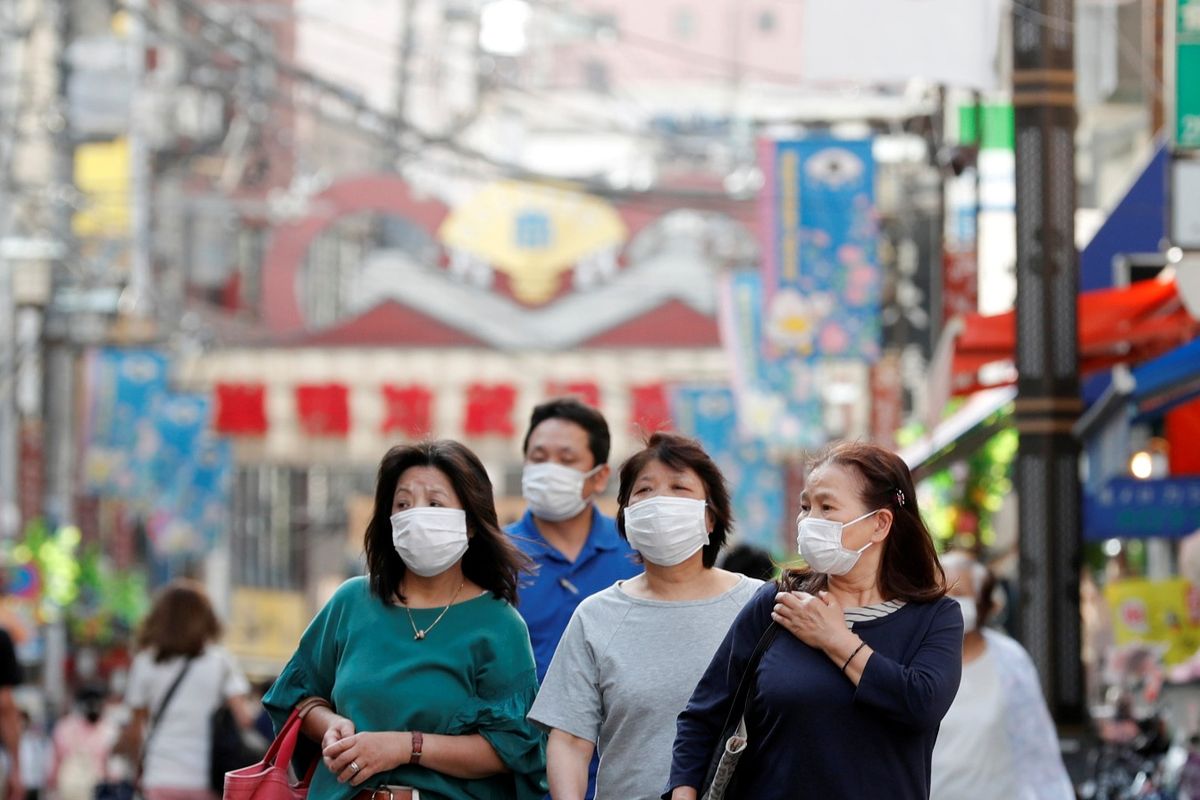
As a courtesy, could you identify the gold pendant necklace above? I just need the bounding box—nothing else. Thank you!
[403,581,465,641]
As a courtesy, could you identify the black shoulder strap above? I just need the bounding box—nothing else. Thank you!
[717,622,778,735]
[146,655,195,742]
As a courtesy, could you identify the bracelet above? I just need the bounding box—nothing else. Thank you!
[409,731,423,766]
[841,641,867,673]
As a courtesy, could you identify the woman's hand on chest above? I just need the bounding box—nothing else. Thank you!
[772,590,858,655]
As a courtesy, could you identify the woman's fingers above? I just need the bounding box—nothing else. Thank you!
[323,734,354,760]
[349,762,377,787]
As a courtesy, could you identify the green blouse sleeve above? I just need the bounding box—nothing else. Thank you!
[445,604,548,799]
[262,579,350,734]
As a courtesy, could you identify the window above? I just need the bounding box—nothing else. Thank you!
[514,210,553,249]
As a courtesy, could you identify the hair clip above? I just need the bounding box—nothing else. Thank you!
[894,488,906,508]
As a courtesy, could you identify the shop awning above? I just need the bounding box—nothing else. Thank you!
[900,385,1015,481]
[945,275,1199,397]
[1130,337,1200,419]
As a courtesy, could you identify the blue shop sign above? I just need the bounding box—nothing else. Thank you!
[1084,477,1200,541]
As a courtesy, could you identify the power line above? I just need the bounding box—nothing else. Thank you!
[125,0,761,205]
[123,3,746,221]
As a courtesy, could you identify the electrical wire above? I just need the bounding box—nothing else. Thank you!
[124,0,769,207]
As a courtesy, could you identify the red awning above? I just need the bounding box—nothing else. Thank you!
[947,276,1200,396]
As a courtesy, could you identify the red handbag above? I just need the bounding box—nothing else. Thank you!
[222,708,314,800]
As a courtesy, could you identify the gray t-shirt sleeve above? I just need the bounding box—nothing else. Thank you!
[527,604,603,744]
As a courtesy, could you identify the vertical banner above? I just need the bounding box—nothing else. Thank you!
[83,349,232,558]
[147,394,232,556]
[84,349,170,497]
[671,386,787,553]
[718,271,823,449]
[762,138,881,361]
[1179,0,1200,149]
[870,353,904,448]
[723,136,881,454]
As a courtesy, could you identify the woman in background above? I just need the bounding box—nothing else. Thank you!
[125,580,253,800]
[930,551,1073,800]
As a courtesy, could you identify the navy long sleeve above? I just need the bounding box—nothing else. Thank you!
[665,584,963,800]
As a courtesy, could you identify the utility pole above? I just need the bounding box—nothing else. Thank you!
[1011,0,1085,725]
[0,0,24,539]
[126,0,151,319]
[390,0,418,169]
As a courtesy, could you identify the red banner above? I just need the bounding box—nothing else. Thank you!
[870,352,904,449]
[544,381,601,408]
[942,247,978,322]
[630,384,672,434]
[382,385,434,438]
[463,383,517,436]
[17,420,43,530]
[296,383,350,436]
[214,383,268,435]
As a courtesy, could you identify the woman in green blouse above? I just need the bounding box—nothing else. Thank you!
[263,440,547,800]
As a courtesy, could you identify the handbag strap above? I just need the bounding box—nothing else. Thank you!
[715,622,778,737]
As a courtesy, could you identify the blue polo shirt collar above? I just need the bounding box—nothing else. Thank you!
[515,505,622,565]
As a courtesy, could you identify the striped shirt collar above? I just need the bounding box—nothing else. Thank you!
[843,599,906,628]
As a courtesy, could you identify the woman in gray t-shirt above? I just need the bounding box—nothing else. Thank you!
[528,432,764,800]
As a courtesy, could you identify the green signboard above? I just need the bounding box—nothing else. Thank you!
[1180,0,1200,148]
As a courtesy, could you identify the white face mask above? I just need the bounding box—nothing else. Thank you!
[953,596,978,633]
[795,509,881,576]
[623,496,710,567]
[522,462,601,522]
[390,508,469,577]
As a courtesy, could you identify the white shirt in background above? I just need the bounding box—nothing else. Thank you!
[930,648,1017,800]
[125,645,249,790]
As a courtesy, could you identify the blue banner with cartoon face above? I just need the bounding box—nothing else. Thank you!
[763,138,881,361]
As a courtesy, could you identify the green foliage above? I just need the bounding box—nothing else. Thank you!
[5,519,149,645]
[920,428,1019,550]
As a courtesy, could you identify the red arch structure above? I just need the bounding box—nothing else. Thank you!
[260,174,451,334]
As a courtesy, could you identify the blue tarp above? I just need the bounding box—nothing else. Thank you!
[1130,337,1200,419]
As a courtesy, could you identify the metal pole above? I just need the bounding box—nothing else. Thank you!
[1012,0,1085,724]
[0,0,22,538]
[126,0,151,316]
[0,259,14,539]
[391,0,418,168]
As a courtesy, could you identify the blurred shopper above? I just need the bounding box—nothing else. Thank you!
[17,710,49,800]
[124,579,253,800]
[507,398,639,681]
[665,442,962,800]
[0,625,23,800]
[717,543,775,582]
[529,433,762,800]
[50,686,115,800]
[264,440,547,800]
[930,551,1073,800]
[507,399,638,800]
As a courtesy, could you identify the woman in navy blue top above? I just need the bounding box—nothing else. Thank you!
[664,442,963,800]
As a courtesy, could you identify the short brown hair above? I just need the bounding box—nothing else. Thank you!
[783,442,947,603]
[137,579,222,662]
[364,440,533,605]
[616,432,733,569]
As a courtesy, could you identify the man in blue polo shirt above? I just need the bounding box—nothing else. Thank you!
[507,398,639,684]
